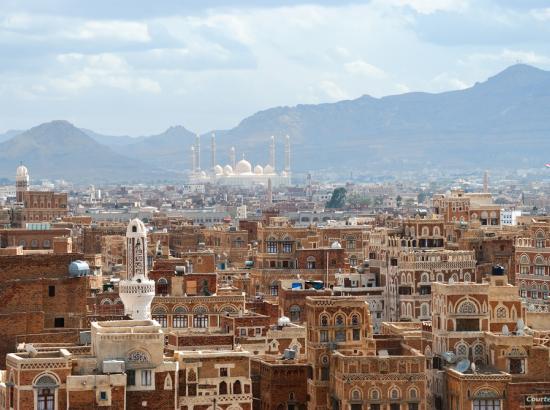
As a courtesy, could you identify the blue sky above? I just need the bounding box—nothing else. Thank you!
[1,0,550,135]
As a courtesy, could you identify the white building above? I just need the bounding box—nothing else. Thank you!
[501,209,522,226]
[189,134,291,187]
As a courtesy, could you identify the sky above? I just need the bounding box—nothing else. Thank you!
[1,0,550,136]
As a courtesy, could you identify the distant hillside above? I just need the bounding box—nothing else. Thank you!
[2,64,550,181]
[0,121,172,182]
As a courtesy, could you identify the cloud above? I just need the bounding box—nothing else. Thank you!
[65,20,151,42]
[318,80,349,100]
[380,0,469,14]
[344,60,387,79]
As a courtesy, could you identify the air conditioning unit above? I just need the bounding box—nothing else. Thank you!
[102,360,125,374]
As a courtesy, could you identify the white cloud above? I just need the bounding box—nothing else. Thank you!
[531,8,550,22]
[344,60,387,79]
[432,72,469,90]
[460,49,550,66]
[318,80,349,100]
[65,20,151,42]
[379,0,469,15]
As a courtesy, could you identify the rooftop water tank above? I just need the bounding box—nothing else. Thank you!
[69,260,90,277]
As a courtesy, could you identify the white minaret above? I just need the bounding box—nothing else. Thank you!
[15,163,29,203]
[195,134,201,171]
[269,136,276,170]
[191,146,196,173]
[211,133,216,172]
[284,135,291,174]
[119,218,155,321]
[230,146,236,169]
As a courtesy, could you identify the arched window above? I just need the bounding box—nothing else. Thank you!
[35,375,57,410]
[370,389,380,400]
[351,315,360,326]
[193,305,208,328]
[409,387,418,399]
[536,231,545,248]
[496,306,507,319]
[421,303,429,318]
[219,381,228,395]
[349,256,357,267]
[433,226,441,236]
[233,380,242,394]
[306,256,316,269]
[520,255,530,275]
[455,342,468,358]
[289,305,301,322]
[335,315,344,326]
[421,227,429,236]
[157,278,169,295]
[421,272,429,283]
[390,387,400,400]
[457,300,477,314]
[350,389,362,401]
[152,306,167,327]
[173,306,188,328]
[320,315,329,327]
[436,273,444,282]
[464,272,471,282]
[473,343,484,358]
[535,256,545,275]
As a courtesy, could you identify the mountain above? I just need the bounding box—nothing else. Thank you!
[2,64,550,181]
[210,64,550,171]
[0,121,172,182]
[0,130,23,143]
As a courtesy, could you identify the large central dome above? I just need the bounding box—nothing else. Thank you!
[236,159,252,174]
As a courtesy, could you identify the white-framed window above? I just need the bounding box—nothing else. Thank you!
[141,370,152,386]
[473,399,501,410]
[267,241,277,253]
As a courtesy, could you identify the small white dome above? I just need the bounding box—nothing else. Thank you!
[278,316,291,327]
[16,165,29,178]
[224,165,233,175]
[236,159,252,174]
[200,170,207,177]
[331,241,342,249]
[264,164,275,174]
[214,165,223,175]
[127,218,146,237]
[254,165,264,174]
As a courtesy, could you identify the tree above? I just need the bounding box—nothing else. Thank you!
[326,187,347,208]
[396,195,402,207]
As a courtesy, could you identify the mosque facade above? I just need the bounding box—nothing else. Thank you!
[189,135,291,187]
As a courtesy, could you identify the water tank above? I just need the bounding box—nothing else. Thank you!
[69,260,90,277]
[102,360,125,374]
[492,265,505,276]
[278,316,291,327]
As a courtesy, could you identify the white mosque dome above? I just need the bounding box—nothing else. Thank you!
[200,170,207,177]
[16,165,29,178]
[254,165,264,174]
[236,159,252,174]
[264,164,275,174]
[214,165,223,175]
[224,165,234,175]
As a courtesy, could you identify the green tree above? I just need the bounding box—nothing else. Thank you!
[326,187,347,208]
[396,195,402,207]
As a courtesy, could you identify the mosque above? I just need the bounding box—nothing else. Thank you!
[189,134,291,187]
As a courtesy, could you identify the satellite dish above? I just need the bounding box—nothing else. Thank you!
[25,344,38,357]
[471,362,476,373]
[455,359,470,373]
[517,319,525,331]
[442,351,457,363]
[502,325,509,335]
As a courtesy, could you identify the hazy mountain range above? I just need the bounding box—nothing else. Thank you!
[1,63,550,182]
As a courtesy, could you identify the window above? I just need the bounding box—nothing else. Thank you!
[283,242,292,253]
[509,358,525,374]
[351,315,359,326]
[347,239,356,250]
[127,370,136,386]
[320,316,329,327]
[141,370,152,386]
[457,301,477,314]
[535,257,545,275]
[473,399,501,410]
[270,283,279,296]
[320,330,329,342]
[290,305,301,322]
[220,367,228,377]
[173,310,188,328]
[335,330,346,342]
[240,328,247,336]
[408,404,418,410]
[48,285,55,297]
[54,317,64,328]
[267,241,277,253]
[157,278,169,295]
[536,232,545,248]
[152,308,167,328]
[335,315,344,326]
[307,257,316,269]
[352,328,360,341]
[456,318,479,331]
[496,306,506,319]
[390,404,400,410]
[193,315,208,328]
[219,381,228,395]
[321,367,330,381]
[99,391,107,401]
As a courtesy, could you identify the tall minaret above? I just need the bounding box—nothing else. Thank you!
[230,146,236,169]
[211,133,216,172]
[195,135,201,171]
[15,163,29,203]
[119,219,155,321]
[306,172,312,200]
[269,136,276,170]
[191,146,196,173]
[284,135,291,174]
[483,170,489,193]
[267,178,273,205]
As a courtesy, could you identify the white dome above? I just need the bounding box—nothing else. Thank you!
[224,165,233,175]
[254,165,264,174]
[236,159,252,174]
[331,241,342,249]
[264,164,275,174]
[214,165,223,175]
[200,170,207,177]
[278,316,291,327]
[16,165,29,178]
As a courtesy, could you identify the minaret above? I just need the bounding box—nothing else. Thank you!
[15,163,29,203]
[267,178,273,205]
[211,133,216,172]
[191,146,196,173]
[483,170,489,193]
[119,219,155,321]
[230,146,236,169]
[195,134,201,171]
[269,136,276,170]
[306,172,312,200]
[284,135,291,173]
